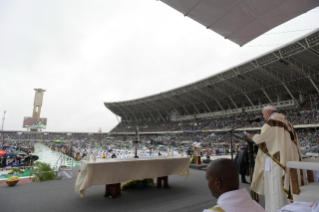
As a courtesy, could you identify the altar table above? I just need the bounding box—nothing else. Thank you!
[75,156,190,198]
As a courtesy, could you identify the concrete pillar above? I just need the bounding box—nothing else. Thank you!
[32,88,46,118]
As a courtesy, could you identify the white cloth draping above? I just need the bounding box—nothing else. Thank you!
[203,189,265,212]
[264,158,290,211]
[75,156,190,197]
[194,147,201,156]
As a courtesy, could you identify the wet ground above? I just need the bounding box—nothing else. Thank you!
[33,143,81,167]
[0,143,81,180]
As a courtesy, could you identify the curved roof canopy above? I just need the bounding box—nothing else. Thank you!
[105,30,319,121]
[159,0,319,46]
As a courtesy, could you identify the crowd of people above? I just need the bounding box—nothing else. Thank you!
[0,142,35,168]
[21,126,313,162]
[1,132,104,141]
[1,129,318,148]
[0,97,317,165]
[51,142,190,161]
[1,127,316,172]
[112,97,319,132]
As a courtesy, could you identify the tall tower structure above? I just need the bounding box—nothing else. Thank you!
[32,88,46,118]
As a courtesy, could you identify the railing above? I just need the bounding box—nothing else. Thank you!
[52,153,74,172]
[171,100,295,121]
[53,154,62,171]
[244,100,294,112]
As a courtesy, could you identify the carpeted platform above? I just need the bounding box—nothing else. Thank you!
[0,168,264,212]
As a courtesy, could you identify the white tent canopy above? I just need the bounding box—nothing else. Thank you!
[160,0,319,46]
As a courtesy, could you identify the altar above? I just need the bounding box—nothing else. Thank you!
[75,156,190,198]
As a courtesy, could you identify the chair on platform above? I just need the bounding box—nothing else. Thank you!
[287,158,319,202]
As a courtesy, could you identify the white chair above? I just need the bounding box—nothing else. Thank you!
[286,158,319,202]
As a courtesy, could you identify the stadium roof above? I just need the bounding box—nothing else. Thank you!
[159,0,319,46]
[105,30,319,122]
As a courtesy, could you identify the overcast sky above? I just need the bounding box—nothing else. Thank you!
[1,1,319,133]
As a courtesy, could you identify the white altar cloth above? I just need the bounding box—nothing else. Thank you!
[75,156,190,197]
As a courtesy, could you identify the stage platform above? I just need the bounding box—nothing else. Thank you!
[0,167,264,212]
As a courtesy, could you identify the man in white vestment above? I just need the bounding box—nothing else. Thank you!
[203,158,265,212]
[247,106,305,212]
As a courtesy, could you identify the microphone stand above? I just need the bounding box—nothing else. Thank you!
[133,125,139,158]
[228,126,242,160]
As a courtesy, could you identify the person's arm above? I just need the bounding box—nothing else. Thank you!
[251,124,276,144]
[247,124,275,144]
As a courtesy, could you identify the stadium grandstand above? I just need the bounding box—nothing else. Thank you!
[1,129,318,148]
[105,29,319,134]
[1,30,318,150]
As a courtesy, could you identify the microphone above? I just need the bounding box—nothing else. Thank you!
[247,117,261,123]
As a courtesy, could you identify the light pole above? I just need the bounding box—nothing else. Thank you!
[1,111,6,131]
[17,132,22,145]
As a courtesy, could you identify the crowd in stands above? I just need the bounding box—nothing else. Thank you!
[114,130,318,146]
[112,96,319,132]
[1,97,318,149]
[1,129,317,147]
[1,132,104,141]
[298,130,319,147]
[45,129,318,161]
[1,129,317,164]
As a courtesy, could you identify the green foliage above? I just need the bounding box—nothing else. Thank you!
[31,162,62,182]
[190,155,195,163]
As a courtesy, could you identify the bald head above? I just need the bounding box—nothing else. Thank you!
[206,158,239,198]
[207,158,238,179]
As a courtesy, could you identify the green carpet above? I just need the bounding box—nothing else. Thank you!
[0,169,34,179]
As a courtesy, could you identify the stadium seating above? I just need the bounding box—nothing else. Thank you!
[1,97,318,148]
[111,97,319,133]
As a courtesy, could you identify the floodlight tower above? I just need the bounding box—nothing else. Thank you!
[32,88,46,118]
[31,88,46,132]
[1,110,6,131]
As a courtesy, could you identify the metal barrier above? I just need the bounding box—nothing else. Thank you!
[53,153,74,172]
